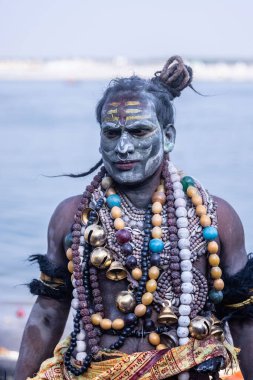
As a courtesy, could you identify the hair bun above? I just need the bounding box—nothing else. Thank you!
[155,55,193,98]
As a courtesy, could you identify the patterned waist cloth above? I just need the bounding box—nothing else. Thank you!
[27,335,237,380]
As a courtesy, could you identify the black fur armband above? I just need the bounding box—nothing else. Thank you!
[28,254,72,300]
[216,256,253,321]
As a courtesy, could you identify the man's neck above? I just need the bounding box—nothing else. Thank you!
[116,165,163,209]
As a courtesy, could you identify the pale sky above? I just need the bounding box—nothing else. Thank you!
[0,0,252,59]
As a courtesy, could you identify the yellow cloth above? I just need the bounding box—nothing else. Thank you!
[28,336,230,380]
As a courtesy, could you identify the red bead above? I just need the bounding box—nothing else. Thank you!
[115,229,131,244]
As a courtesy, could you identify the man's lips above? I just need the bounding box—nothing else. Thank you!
[114,160,139,170]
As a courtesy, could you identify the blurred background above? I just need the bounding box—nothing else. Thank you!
[0,0,253,375]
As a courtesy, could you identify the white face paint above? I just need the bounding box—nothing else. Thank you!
[100,94,165,185]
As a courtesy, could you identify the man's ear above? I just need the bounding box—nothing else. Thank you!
[163,124,176,153]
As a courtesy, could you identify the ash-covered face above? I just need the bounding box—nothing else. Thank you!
[100,94,166,185]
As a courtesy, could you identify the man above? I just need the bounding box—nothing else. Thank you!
[15,57,253,380]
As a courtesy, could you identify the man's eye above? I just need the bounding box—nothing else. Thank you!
[104,130,120,138]
[131,129,149,137]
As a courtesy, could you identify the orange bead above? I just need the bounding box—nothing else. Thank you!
[196,204,207,217]
[210,267,222,279]
[192,194,203,206]
[66,248,73,260]
[186,186,198,198]
[148,266,160,280]
[152,214,163,227]
[112,318,125,330]
[157,184,165,192]
[214,279,225,291]
[67,260,73,273]
[132,268,143,280]
[152,192,166,205]
[152,201,163,214]
[146,279,157,293]
[156,344,167,351]
[207,241,219,254]
[114,218,125,230]
[134,304,147,317]
[100,318,112,330]
[200,215,211,227]
[91,313,102,326]
[111,206,122,219]
[149,332,161,346]
[142,292,154,305]
[151,226,162,239]
[106,187,116,196]
[208,254,220,267]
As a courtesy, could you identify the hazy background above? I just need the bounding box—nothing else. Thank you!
[0,0,253,359]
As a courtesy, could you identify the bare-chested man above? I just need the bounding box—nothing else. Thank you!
[15,57,253,380]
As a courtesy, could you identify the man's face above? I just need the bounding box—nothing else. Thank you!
[100,93,164,185]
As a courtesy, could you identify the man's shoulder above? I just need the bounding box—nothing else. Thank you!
[53,195,82,218]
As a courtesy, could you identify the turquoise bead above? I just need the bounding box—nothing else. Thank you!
[64,232,73,250]
[149,239,164,253]
[203,226,218,240]
[209,289,223,304]
[106,194,121,208]
[181,176,195,192]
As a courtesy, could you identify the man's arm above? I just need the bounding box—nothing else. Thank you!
[215,196,253,380]
[15,196,81,380]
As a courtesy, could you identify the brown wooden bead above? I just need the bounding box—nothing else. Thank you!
[151,226,162,239]
[192,194,203,206]
[152,192,166,205]
[91,313,102,326]
[213,279,225,290]
[132,268,142,280]
[195,205,207,217]
[148,266,160,280]
[100,318,112,330]
[146,279,157,293]
[207,241,219,254]
[157,184,165,192]
[67,261,74,273]
[112,318,125,330]
[111,206,122,219]
[142,292,153,305]
[148,332,161,346]
[156,344,167,350]
[152,214,162,227]
[186,186,198,198]
[152,201,163,214]
[208,254,220,267]
[210,267,222,279]
[114,218,125,230]
[106,188,116,196]
[66,248,73,260]
[134,304,147,317]
[200,215,211,227]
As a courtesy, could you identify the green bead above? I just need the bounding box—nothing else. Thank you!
[181,176,195,192]
[64,232,73,250]
[209,289,223,304]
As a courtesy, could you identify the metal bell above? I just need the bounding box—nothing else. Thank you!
[157,304,178,325]
[90,247,113,269]
[189,316,212,340]
[161,329,179,348]
[116,290,136,313]
[81,208,99,225]
[84,224,106,247]
[210,325,225,342]
[106,261,127,281]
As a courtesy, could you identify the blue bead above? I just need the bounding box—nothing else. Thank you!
[202,226,218,241]
[106,194,121,208]
[209,289,223,304]
[149,239,164,253]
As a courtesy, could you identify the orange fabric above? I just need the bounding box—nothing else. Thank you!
[221,372,244,380]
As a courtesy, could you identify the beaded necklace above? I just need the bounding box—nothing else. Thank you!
[64,158,223,379]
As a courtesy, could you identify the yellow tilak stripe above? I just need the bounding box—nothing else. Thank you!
[126,114,151,121]
[125,108,142,114]
[125,101,141,106]
[109,102,120,107]
[107,109,118,115]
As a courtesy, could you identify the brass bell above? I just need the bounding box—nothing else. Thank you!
[106,261,127,281]
[90,247,113,269]
[116,290,136,313]
[209,314,221,326]
[84,224,106,247]
[189,316,212,340]
[157,303,178,325]
[210,325,225,342]
[81,208,99,225]
[161,329,179,348]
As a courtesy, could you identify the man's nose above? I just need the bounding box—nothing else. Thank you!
[115,133,134,155]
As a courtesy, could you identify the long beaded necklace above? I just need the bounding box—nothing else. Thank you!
[64,158,224,378]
